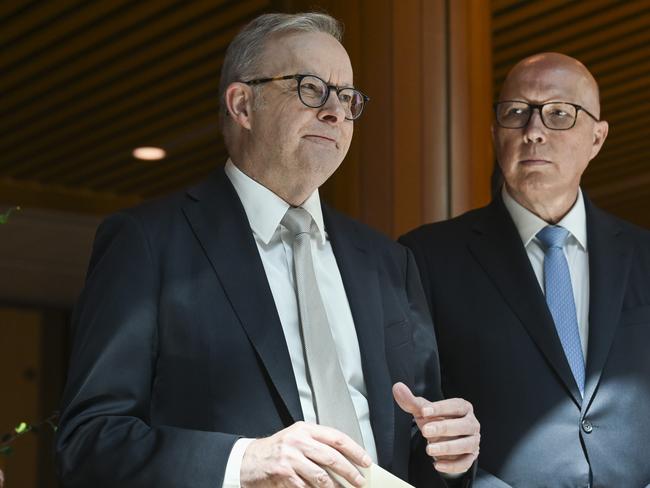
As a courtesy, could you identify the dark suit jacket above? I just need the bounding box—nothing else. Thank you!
[400,195,650,488]
[55,168,464,487]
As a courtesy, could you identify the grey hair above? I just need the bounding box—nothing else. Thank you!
[218,12,343,124]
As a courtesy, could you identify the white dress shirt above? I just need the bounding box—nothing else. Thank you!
[501,186,590,359]
[222,160,378,487]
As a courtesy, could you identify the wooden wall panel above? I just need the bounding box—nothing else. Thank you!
[421,0,450,223]
[355,0,393,231]
[392,0,425,234]
[450,0,494,216]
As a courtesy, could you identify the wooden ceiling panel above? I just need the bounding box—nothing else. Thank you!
[1,0,271,214]
[114,145,224,195]
[493,0,568,31]
[494,0,614,49]
[2,1,87,44]
[2,10,256,167]
[4,4,253,128]
[4,1,214,84]
[494,3,650,84]
[16,79,222,182]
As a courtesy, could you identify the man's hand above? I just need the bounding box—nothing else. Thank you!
[241,421,372,488]
[392,382,480,475]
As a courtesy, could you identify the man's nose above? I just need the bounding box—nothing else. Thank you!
[523,108,547,144]
[318,90,346,123]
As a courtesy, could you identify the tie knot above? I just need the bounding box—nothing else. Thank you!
[537,225,570,250]
[282,207,313,236]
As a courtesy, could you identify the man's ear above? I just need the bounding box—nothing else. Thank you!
[225,82,254,130]
[590,119,609,160]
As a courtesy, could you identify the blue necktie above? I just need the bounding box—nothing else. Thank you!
[537,225,585,396]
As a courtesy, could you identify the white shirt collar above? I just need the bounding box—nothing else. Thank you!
[224,159,326,245]
[501,185,588,251]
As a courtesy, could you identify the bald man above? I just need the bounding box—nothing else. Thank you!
[400,53,650,487]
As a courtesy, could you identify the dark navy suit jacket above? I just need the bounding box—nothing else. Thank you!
[56,168,469,488]
[401,195,650,488]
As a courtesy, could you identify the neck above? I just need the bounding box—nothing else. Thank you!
[506,185,579,224]
[230,157,314,207]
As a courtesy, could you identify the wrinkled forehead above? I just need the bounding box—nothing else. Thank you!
[258,31,353,85]
[499,65,599,113]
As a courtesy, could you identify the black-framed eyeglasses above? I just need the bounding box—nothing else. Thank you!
[243,74,370,120]
[494,100,600,130]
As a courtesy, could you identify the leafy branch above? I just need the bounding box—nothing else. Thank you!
[0,412,58,457]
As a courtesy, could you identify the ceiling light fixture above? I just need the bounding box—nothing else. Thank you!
[133,146,166,160]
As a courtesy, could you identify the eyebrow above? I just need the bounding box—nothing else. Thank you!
[301,72,355,89]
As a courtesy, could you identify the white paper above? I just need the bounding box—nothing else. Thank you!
[328,463,415,488]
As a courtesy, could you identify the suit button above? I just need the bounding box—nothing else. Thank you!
[581,418,593,433]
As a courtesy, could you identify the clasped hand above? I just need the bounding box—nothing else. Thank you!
[241,421,370,488]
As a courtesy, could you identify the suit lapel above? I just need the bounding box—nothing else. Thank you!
[182,169,303,423]
[582,199,633,410]
[468,199,583,406]
[324,207,395,468]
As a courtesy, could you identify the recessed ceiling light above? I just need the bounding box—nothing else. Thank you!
[133,146,166,160]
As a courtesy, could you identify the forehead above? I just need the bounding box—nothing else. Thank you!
[500,66,592,107]
[258,31,353,84]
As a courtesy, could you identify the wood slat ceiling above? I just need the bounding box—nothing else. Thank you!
[1,0,271,212]
[493,0,650,228]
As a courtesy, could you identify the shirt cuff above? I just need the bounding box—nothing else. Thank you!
[222,438,255,488]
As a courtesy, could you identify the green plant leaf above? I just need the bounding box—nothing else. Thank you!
[0,206,21,224]
[14,422,30,434]
[0,446,13,456]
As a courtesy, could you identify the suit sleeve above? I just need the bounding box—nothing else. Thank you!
[400,248,475,488]
[399,232,435,319]
[55,212,238,487]
[401,234,501,488]
[404,247,443,403]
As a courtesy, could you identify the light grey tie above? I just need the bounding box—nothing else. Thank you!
[282,207,364,446]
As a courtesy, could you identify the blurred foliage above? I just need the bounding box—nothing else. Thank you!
[0,206,21,224]
[0,413,58,458]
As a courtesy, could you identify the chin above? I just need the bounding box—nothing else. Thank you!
[520,179,558,199]
[301,153,343,175]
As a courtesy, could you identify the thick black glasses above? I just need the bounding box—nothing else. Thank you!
[494,100,599,130]
[243,74,369,120]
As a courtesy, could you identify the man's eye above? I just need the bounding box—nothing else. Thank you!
[301,83,320,92]
[339,93,352,103]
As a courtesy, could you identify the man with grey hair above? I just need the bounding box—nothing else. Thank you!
[56,12,479,488]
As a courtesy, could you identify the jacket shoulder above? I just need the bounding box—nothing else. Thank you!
[591,204,650,249]
[400,204,492,248]
[104,171,225,232]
